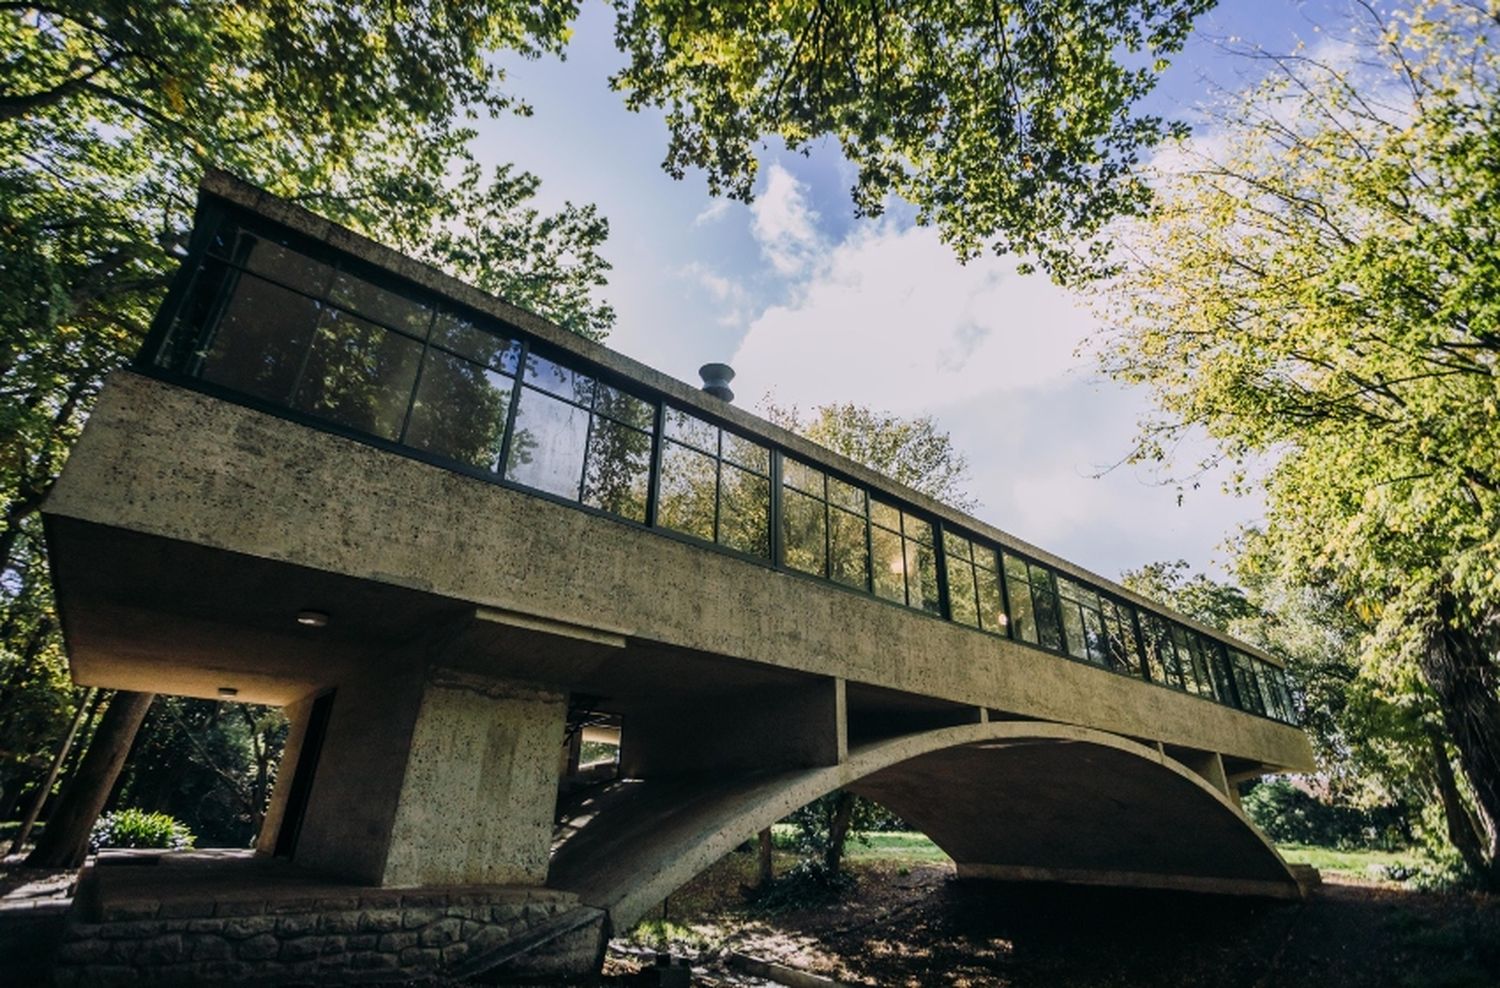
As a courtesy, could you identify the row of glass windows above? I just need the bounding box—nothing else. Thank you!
[148,210,1300,726]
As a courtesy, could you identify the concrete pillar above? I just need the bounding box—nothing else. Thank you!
[1169,747,1231,798]
[620,676,844,777]
[287,660,567,887]
[254,691,316,855]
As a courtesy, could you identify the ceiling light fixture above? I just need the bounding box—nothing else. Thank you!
[296,609,329,628]
[217,686,239,698]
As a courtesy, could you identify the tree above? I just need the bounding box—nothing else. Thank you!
[1099,1,1500,885]
[2,1,613,859]
[611,0,1213,281]
[764,401,978,511]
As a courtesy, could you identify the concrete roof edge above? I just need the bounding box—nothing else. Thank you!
[193,168,1284,670]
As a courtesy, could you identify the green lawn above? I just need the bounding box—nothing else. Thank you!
[845,831,953,863]
[1276,842,1425,879]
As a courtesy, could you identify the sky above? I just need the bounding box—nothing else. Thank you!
[470,1,1357,583]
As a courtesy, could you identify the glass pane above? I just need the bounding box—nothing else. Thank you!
[1003,555,1038,643]
[658,440,716,542]
[1081,606,1109,666]
[504,387,590,500]
[943,531,973,564]
[403,350,512,470]
[1056,576,1084,604]
[290,310,423,441]
[906,539,941,614]
[429,311,519,373]
[1233,652,1265,714]
[902,514,934,546]
[220,226,333,298]
[781,487,827,576]
[194,272,321,404]
[1060,601,1088,660]
[829,507,869,589]
[1104,603,1143,676]
[664,406,718,453]
[1160,627,1190,691]
[783,458,825,497]
[721,431,770,474]
[523,352,595,405]
[1253,661,1281,719]
[871,525,905,603]
[827,476,865,513]
[1141,614,1172,685]
[328,270,431,336]
[593,383,654,430]
[976,567,1006,634]
[1205,641,1236,703]
[870,499,901,532]
[975,544,1000,573]
[949,561,980,628]
[1031,573,1063,651]
[582,418,652,521]
[718,463,770,557]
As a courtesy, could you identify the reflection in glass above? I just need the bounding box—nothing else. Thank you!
[504,388,589,499]
[290,310,423,441]
[872,526,906,603]
[329,271,431,335]
[1004,555,1037,643]
[976,565,1005,633]
[593,383,654,431]
[523,352,595,405]
[782,487,827,576]
[906,540,940,614]
[665,406,719,452]
[658,440,716,542]
[829,507,869,589]
[783,459,825,497]
[430,312,519,372]
[722,431,770,473]
[718,464,770,557]
[404,350,511,469]
[193,272,322,404]
[1030,568,1063,651]
[582,418,652,521]
[218,226,334,298]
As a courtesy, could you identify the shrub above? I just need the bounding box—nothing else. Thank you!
[1242,779,1406,850]
[89,808,196,852]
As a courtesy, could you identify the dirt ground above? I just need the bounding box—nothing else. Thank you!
[606,850,1500,988]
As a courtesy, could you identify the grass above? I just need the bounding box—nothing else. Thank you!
[1276,842,1426,879]
[845,831,953,863]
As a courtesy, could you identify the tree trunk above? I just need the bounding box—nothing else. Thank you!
[1421,595,1500,887]
[1427,725,1489,880]
[757,827,774,886]
[9,688,95,855]
[824,791,855,876]
[26,691,155,869]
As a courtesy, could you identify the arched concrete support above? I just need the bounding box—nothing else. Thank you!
[547,722,1299,932]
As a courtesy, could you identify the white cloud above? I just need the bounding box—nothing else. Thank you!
[750,163,826,277]
[693,199,732,226]
[730,220,1094,414]
[679,262,752,328]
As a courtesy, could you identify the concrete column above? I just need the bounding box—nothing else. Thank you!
[287,660,566,887]
[254,691,316,855]
[382,669,567,887]
[1169,747,1231,798]
[620,676,843,777]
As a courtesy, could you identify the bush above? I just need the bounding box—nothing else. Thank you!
[1242,779,1405,850]
[89,808,195,852]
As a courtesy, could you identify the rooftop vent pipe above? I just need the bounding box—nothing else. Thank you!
[699,363,735,402]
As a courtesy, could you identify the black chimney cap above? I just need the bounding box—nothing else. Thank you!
[699,363,735,402]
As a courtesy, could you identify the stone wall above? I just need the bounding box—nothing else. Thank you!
[51,884,603,985]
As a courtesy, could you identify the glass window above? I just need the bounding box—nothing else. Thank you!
[582,417,652,521]
[871,524,906,603]
[1101,599,1143,676]
[658,440,716,542]
[1140,613,1179,688]
[658,407,771,558]
[523,352,595,405]
[430,312,520,373]
[944,532,980,629]
[975,559,1006,634]
[213,223,334,298]
[829,506,869,590]
[290,309,423,441]
[782,486,827,576]
[1230,650,1265,714]
[504,387,590,499]
[718,464,770,557]
[403,350,512,469]
[190,272,323,405]
[329,270,432,336]
[1003,554,1038,643]
[1027,563,1064,652]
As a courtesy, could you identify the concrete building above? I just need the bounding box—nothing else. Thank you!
[40,171,1314,983]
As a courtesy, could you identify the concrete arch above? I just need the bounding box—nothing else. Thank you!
[547,721,1300,931]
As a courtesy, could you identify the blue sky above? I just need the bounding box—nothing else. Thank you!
[471,1,1355,583]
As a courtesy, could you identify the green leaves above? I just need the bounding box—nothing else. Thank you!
[610,0,1211,283]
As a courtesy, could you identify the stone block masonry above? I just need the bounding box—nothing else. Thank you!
[50,880,603,985]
